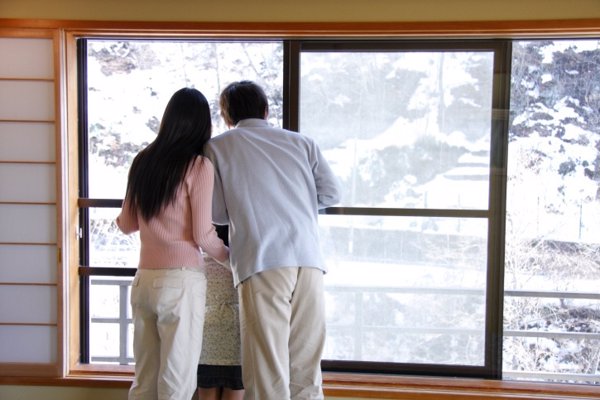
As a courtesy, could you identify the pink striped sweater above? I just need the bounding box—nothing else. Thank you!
[116,156,229,269]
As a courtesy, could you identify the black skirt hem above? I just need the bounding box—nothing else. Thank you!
[197,364,244,390]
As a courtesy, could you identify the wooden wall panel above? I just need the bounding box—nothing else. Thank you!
[0,285,57,323]
[0,204,57,243]
[0,122,56,162]
[0,164,56,202]
[0,38,54,78]
[0,325,57,366]
[0,244,57,283]
[0,81,55,121]
[0,33,60,376]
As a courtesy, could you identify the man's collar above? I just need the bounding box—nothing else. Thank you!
[235,118,269,128]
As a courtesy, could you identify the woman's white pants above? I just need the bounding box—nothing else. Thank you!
[128,268,207,400]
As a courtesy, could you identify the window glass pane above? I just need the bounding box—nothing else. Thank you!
[320,214,488,365]
[84,39,284,364]
[85,40,284,268]
[89,322,124,363]
[89,207,138,267]
[89,277,133,365]
[301,51,493,209]
[86,40,283,198]
[505,39,600,384]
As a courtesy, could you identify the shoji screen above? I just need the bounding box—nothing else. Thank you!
[0,31,61,377]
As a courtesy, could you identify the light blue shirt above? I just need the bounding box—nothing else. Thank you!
[206,118,341,286]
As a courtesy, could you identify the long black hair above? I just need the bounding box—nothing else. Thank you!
[124,87,212,221]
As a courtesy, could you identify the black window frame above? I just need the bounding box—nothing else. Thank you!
[77,36,511,379]
[293,39,511,379]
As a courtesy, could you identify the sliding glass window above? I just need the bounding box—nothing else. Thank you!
[78,39,284,364]
[77,36,600,385]
[294,40,509,377]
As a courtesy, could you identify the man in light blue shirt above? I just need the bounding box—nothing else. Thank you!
[206,80,340,400]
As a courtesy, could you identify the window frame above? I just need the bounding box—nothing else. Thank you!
[292,39,511,379]
[50,19,600,399]
[77,36,509,378]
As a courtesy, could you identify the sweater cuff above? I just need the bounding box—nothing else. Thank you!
[216,258,231,271]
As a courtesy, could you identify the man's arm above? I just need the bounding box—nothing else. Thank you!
[312,142,341,209]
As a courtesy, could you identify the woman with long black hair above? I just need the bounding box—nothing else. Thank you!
[116,87,229,400]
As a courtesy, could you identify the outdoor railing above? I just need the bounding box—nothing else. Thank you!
[88,278,600,384]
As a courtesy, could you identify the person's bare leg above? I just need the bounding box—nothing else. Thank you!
[197,387,221,400]
[221,388,244,400]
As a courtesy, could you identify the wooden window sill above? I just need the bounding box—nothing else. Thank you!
[323,373,600,399]
[1,370,598,399]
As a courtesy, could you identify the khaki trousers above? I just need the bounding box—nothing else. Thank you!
[128,268,207,400]
[238,267,325,400]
